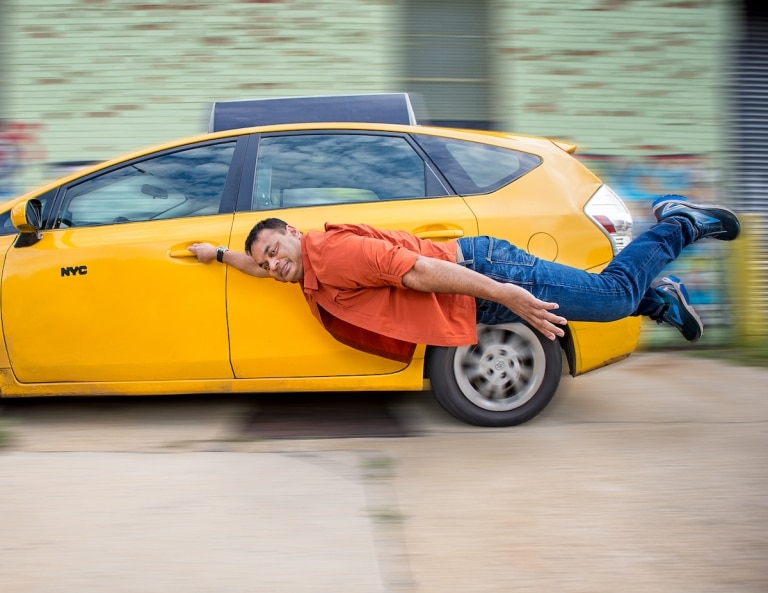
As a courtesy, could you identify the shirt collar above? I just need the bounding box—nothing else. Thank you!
[300,238,318,292]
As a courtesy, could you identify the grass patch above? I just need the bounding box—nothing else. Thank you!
[640,321,768,368]
[0,413,12,449]
[685,345,768,368]
[370,508,406,523]
[361,455,396,480]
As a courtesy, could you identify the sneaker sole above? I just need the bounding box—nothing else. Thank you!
[660,276,703,343]
[653,200,741,241]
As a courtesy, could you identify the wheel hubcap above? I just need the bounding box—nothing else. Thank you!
[453,323,546,412]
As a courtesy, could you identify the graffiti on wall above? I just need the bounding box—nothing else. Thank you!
[0,122,46,199]
[578,153,728,330]
[578,154,719,204]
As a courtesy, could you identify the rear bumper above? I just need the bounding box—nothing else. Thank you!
[564,317,643,376]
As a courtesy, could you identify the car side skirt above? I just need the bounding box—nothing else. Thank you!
[0,363,429,398]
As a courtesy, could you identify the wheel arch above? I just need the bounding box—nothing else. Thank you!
[560,325,578,377]
[425,327,575,379]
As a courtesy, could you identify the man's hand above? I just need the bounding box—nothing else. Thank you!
[188,242,270,278]
[495,283,567,341]
[188,243,217,263]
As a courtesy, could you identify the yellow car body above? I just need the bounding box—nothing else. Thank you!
[0,118,641,425]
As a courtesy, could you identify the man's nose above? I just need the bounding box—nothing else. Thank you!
[269,258,279,272]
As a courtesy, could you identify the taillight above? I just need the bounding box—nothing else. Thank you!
[584,185,633,254]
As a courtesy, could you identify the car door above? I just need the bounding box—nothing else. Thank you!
[1,138,244,383]
[227,130,478,379]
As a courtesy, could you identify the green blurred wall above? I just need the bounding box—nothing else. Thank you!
[3,0,399,191]
[492,0,737,157]
[2,0,738,191]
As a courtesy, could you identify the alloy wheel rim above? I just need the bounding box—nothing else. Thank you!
[453,323,545,411]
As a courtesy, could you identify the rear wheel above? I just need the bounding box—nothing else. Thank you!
[427,323,562,427]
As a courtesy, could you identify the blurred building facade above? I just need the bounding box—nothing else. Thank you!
[1,0,765,342]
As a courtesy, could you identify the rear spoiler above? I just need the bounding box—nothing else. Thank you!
[550,139,577,154]
[209,93,418,132]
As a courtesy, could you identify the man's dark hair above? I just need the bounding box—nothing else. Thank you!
[244,218,289,255]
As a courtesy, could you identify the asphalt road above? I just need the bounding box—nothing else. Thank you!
[0,351,766,593]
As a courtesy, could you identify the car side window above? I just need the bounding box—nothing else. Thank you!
[414,134,542,195]
[55,141,236,228]
[0,210,15,236]
[253,134,428,209]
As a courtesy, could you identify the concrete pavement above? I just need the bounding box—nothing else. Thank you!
[0,352,766,592]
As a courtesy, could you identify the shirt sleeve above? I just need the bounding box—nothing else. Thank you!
[313,231,419,289]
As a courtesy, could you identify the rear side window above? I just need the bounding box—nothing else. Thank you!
[253,133,432,209]
[415,134,541,195]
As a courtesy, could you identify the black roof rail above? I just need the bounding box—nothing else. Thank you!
[208,93,418,132]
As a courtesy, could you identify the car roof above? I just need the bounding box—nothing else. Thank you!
[6,119,575,207]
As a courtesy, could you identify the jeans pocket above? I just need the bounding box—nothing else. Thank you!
[486,237,536,267]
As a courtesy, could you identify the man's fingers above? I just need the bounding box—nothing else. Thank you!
[187,242,218,263]
[528,305,567,340]
[537,320,565,341]
[544,311,567,327]
[528,299,567,330]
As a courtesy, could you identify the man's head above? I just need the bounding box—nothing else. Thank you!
[245,218,304,283]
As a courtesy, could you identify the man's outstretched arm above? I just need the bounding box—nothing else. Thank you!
[402,255,567,341]
[188,243,270,278]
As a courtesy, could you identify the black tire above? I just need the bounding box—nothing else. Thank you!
[427,323,562,427]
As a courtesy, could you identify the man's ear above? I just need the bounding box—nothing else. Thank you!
[286,225,300,237]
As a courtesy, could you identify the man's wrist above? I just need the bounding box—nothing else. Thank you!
[216,246,229,263]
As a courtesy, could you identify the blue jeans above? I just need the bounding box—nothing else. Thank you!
[456,216,697,325]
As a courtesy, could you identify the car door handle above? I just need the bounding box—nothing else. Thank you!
[168,249,197,258]
[414,229,465,240]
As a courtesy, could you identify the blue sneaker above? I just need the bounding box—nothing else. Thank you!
[649,276,703,343]
[652,194,740,241]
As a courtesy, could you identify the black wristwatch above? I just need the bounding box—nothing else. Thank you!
[216,246,229,263]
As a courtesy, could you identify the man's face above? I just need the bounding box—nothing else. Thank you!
[249,226,304,283]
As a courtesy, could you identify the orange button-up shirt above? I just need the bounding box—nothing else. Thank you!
[299,223,477,362]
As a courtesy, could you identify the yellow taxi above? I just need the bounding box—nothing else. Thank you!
[0,94,640,426]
